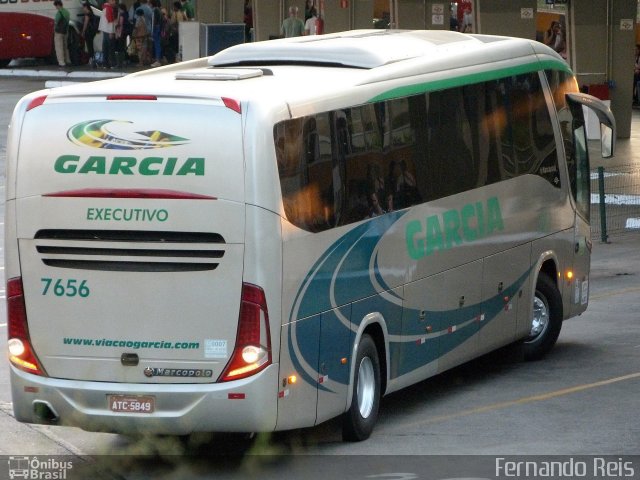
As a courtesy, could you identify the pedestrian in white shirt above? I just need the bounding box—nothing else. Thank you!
[304,7,317,35]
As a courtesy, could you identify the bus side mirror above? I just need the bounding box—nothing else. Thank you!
[566,92,615,158]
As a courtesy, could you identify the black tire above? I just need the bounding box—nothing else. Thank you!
[0,59,10,68]
[524,272,563,361]
[342,334,381,442]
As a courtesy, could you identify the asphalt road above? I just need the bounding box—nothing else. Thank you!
[0,78,638,480]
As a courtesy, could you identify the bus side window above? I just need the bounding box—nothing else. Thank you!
[275,71,565,234]
[492,73,560,187]
[275,115,337,232]
[545,69,582,202]
[426,88,475,199]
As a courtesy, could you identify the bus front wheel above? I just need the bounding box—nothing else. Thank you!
[342,334,381,442]
[524,272,563,361]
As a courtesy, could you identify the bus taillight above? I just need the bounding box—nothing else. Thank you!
[26,95,47,111]
[7,277,46,376]
[220,283,272,382]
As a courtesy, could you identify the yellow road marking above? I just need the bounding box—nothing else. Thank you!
[590,286,640,300]
[395,372,640,427]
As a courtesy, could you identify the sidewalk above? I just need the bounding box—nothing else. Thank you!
[0,58,147,82]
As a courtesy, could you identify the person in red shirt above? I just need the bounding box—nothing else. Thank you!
[98,0,116,68]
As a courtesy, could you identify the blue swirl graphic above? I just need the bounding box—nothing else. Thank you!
[287,213,530,388]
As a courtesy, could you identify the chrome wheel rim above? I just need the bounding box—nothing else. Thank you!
[357,356,375,419]
[528,292,549,341]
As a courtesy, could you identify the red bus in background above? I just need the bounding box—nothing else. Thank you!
[0,0,90,67]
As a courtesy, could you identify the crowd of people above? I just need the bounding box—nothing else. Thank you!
[54,0,195,70]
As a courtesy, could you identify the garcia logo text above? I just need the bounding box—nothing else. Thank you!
[54,155,204,176]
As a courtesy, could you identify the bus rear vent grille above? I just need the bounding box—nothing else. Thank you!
[34,230,226,272]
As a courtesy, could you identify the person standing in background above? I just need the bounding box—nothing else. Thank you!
[461,6,473,33]
[132,8,150,66]
[98,0,116,68]
[128,0,141,30]
[80,2,98,67]
[304,0,314,22]
[304,7,317,36]
[180,0,195,21]
[243,0,253,42]
[150,0,163,67]
[115,3,131,68]
[167,1,186,62]
[138,0,153,35]
[53,0,71,67]
[281,6,304,38]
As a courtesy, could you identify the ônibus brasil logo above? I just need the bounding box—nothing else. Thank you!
[67,119,189,150]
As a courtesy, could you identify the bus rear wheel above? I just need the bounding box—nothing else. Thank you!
[524,272,563,361]
[342,334,380,442]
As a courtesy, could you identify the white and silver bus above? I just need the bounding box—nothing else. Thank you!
[6,30,614,441]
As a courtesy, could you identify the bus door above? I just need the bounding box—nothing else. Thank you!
[479,244,531,354]
[277,305,351,429]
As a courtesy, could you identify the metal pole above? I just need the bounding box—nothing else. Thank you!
[606,0,612,83]
[394,0,398,29]
[598,166,608,243]
[389,0,395,29]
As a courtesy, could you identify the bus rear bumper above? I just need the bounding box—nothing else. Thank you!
[10,364,279,435]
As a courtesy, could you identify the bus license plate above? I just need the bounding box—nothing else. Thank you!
[108,395,155,413]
